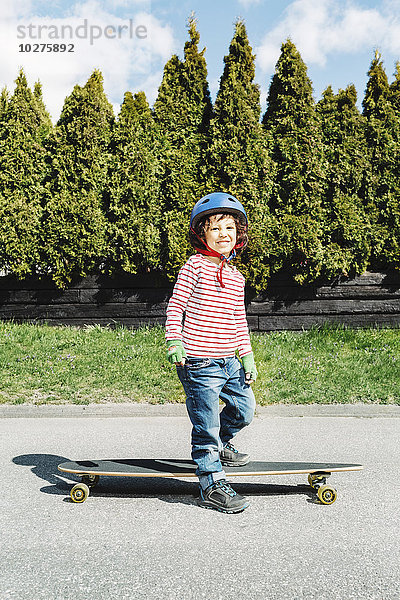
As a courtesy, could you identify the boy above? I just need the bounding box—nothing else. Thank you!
[165,192,258,513]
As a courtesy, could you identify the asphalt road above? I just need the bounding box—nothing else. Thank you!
[1,405,399,600]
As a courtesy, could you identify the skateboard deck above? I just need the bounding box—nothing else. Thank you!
[58,459,363,505]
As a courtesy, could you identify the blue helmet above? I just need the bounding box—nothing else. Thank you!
[189,192,248,230]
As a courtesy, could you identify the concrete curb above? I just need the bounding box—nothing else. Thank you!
[0,402,399,419]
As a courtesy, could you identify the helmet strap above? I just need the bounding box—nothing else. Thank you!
[190,227,240,288]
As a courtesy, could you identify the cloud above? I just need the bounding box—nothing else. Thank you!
[3,0,33,19]
[0,0,176,121]
[256,0,400,72]
[237,0,261,7]
[100,0,148,7]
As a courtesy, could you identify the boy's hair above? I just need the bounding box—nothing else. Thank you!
[189,212,248,256]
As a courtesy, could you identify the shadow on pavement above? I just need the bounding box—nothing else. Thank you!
[13,453,73,492]
[13,454,315,505]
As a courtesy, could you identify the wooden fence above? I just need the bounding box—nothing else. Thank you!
[0,271,399,331]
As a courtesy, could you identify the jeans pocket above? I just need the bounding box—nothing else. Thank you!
[186,358,212,370]
[176,363,188,383]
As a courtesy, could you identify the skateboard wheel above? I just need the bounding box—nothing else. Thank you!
[81,474,99,488]
[317,485,337,505]
[70,483,90,503]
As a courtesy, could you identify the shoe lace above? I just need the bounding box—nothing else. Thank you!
[225,442,238,454]
[213,480,236,497]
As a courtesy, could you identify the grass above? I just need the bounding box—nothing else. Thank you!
[0,321,399,405]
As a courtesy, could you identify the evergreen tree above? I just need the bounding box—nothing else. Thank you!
[0,70,50,278]
[206,19,274,291]
[389,62,400,111]
[262,39,326,284]
[316,85,372,276]
[33,81,52,138]
[362,51,400,269]
[41,70,114,287]
[153,15,212,279]
[0,87,9,122]
[105,91,162,274]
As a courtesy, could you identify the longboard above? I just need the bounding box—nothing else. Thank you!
[58,459,363,505]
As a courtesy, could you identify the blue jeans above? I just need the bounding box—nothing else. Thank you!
[176,356,256,489]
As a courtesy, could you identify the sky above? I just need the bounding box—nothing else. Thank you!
[2,0,400,121]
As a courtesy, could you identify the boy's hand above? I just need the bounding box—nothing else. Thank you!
[166,340,187,366]
[242,352,258,384]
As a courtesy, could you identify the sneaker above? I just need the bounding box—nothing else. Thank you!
[199,480,249,513]
[220,442,250,467]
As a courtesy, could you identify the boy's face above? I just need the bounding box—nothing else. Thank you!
[204,214,237,256]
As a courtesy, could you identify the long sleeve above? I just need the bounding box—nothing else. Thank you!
[234,289,252,358]
[165,259,199,342]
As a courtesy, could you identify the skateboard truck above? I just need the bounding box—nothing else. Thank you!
[307,471,337,505]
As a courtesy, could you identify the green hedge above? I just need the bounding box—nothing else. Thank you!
[0,20,399,290]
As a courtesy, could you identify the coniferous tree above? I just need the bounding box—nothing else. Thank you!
[33,81,52,138]
[153,15,212,279]
[105,91,162,274]
[0,87,9,122]
[362,51,400,269]
[0,70,50,277]
[206,19,274,290]
[262,39,326,284]
[41,70,113,287]
[316,85,372,276]
[389,62,400,111]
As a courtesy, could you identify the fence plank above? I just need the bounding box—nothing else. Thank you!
[248,299,400,315]
[0,303,168,319]
[258,313,400,331]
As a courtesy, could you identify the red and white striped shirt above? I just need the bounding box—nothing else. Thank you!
[165,254,252,358]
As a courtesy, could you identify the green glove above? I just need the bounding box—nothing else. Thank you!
[242,352,258,383]
[166,340,187,365]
